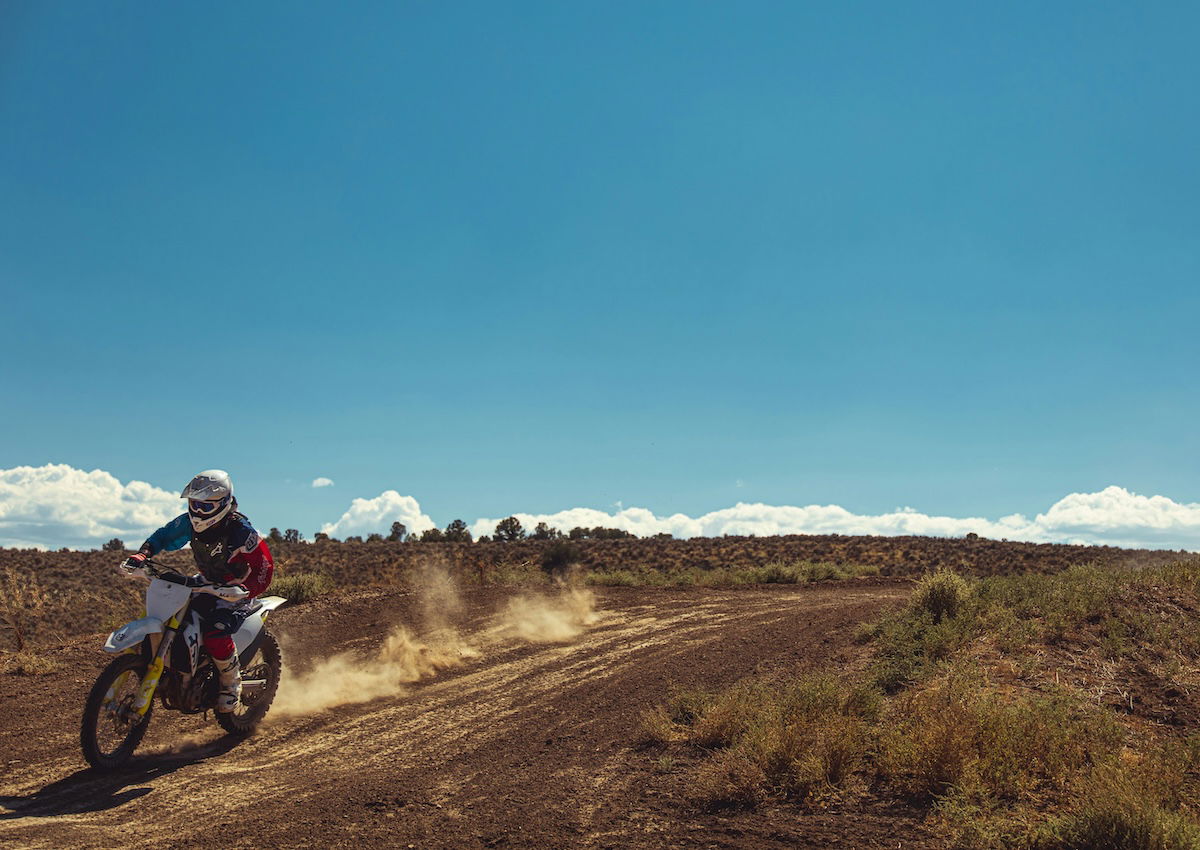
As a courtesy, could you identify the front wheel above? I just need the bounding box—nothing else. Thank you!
[217,631,282,736]
[81,654,154,770]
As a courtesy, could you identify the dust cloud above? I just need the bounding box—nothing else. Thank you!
[272,564,478,717]
[493,586,599,644]
[271,568,600,718]
[271,624,472,717]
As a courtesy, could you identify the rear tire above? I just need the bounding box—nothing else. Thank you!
[81,654,154,770]
[217,631,281,736]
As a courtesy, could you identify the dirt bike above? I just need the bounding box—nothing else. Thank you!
[80,558,286,770]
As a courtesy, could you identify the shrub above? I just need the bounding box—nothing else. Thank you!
[911,568,972,623]
[759,562,799,583]
[586,569,641,587]
[269,572,334,604]
[637,705,682,747]
[877,667,1124,800]
[1036,767,1200,850]
[693,749,769,809]
[0,566,49,650]
[0,650,59,675]
[668,674,876,807]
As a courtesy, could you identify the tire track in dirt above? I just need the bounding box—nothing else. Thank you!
[0,581,911,850]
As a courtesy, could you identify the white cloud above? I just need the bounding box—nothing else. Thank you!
[468,486,1200,551]
[320,490,436,539]
[312,477,335,488]
[5,466,1199,553]
[0,464,181,550]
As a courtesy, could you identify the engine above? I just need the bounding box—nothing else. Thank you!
[158,667,217,713]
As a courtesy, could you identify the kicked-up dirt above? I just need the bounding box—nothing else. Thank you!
[0,579,940,849]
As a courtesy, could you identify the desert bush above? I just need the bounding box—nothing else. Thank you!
[1035,766,1200,850]
[877,667,1123,800]
[911,568,972,623]
[270,572,334,604]
[664,685,714,725]
[669,674,878,807]
[586,568,648,587]
[0,650,59,675]
[0,566,50,650]
[758,562,800,583]
[693,749,769,809]
[870,604,979,692]
[637,705,682,746]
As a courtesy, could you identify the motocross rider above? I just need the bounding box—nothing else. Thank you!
[124,470,274,713]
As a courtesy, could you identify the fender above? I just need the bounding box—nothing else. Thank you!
[103,616,164,654]
[232,595,287,664]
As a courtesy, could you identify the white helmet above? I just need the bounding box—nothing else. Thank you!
[181,469,234,533]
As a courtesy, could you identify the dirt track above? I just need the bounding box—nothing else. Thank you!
[0,580,935,849]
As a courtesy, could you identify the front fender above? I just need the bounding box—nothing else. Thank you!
[103,616,164,654]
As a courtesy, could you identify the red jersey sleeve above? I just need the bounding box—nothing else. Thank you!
[227,539,275,598]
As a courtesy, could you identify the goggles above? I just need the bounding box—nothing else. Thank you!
[189,497,227,517]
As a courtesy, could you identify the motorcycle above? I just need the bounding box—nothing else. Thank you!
[80,558,286,770]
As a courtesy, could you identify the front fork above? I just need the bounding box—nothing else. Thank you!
[107,616,180,719]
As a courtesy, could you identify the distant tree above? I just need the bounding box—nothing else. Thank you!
[476,534,491,543]
[283,529,302,544]
[419,527,445,543]
[591,526,635,540]
[444,519,472,543]
[313,532,331,543]
[388,521,408,542]
[565,526,634,540]
[541,540,582,577]
[344,535,363,544]
[531,522,562,541]
[653,532,673,540]
[101,538,125,552]
[366,532,384,542]
[494,516,525,542]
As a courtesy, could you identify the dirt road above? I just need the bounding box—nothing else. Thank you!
[0,580,932,849]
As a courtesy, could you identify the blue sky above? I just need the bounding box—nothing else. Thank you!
[2,2,1198,546]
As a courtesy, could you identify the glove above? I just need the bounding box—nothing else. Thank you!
[122,552,148,573]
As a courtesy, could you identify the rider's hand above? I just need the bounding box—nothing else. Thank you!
[122,552,148,573]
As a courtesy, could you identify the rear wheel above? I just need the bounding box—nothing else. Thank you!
[217,631,282,735]
[81,654,154,770]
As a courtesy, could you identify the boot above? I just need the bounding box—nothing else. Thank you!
[213,653,242,713]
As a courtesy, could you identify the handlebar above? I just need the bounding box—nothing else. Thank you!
[122,558,249,600]
[133,558,201,585]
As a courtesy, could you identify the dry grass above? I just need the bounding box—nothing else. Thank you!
[876,666,1123,800]
[658,674,881,808]
[0,649,60,675]
[587,560,880,588]
[0,565,51,651]
[269,572,334,604]
[650,558,1200,844]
